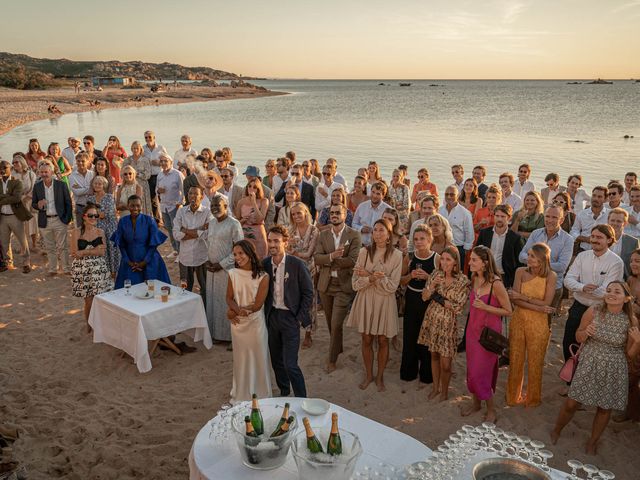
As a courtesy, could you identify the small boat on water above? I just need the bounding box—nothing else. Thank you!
[586,78,613,84]
[399,82,412,87]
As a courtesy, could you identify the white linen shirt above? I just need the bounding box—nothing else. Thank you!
[173,204,213,267]
[502,192,522,212]
[625,205,640,237]
[353,200,391,246]
[571,189,591,212]
[330,224,347,277]
[570,207,609,250]
[44,181,57,216]
[315,181,342,212]
[61,146,79,168]
[513,180,535,198]
[144,143,168,175]
[438,203,474,250]
[490,227,508,274]
[564,249,624,306]
[68,169,94,206]
[157,168,184,213]
[1,179,13,214]
[173,147,197,168]
[272,254,288,310]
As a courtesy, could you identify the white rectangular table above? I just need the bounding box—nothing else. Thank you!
[188,397,432,479]
[88,281,212,373]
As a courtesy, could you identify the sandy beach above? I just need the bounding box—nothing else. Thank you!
[0,84,285,136]
[1,236,638,479]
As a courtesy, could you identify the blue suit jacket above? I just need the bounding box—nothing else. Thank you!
[262,255,314,328]
[31,179,73,228]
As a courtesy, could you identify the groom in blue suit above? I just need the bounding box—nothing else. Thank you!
[263,224,314,397]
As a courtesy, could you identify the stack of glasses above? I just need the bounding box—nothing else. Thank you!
[208,401,251,445]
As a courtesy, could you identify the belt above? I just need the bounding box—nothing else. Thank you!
[46,214,58,218]
[0,213,15,216]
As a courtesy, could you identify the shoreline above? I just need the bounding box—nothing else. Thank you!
[0,85,287,137]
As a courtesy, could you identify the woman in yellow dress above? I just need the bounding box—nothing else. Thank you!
[506,243,557,407]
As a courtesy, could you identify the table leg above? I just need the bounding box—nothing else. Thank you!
[150,339,161,356]
[159,337,182,356]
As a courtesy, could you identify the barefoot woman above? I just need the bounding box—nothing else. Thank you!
[347,218,402,392]
[462,245,512,422]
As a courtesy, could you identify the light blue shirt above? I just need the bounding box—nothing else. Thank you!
[519,227,573,290]
[352,200,390,246]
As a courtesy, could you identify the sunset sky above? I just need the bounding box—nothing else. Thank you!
[1,0,639,79]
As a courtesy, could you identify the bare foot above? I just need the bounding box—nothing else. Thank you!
[416,382,428,390]
[302,332,312,349]
[428,388,440,400]
[585,441,598,455]
[460,403,481,417]
[484,410,497,424]
[359,377,374,390]
[549,430,560,445]
[376,379,386,392]
[438,392,449,402]
[326,362,337,373]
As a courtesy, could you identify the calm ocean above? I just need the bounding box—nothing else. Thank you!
[1,80,638,191]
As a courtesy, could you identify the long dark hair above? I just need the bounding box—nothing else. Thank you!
[471,245,500,285]
[600,280,636,327]
[366,218,394,264]
[80,202,99,236]
[233,240,264,279]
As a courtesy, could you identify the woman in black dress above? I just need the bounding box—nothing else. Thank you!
[399,224,439,384]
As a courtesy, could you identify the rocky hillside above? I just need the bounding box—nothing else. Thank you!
[0,52,246,82]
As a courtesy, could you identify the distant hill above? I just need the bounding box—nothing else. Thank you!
[0,52,248,89]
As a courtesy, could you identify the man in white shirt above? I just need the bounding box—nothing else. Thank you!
[563,224,623,370]
[143,130,168,222]
[570,186,609,252]
[513,163,536,198]
[407,195,439,253]
[451,164,465,192]
[174,186,213,306]
[218,168,244,218]
[157,154,184,256]
[606,182,626,210]
[499,172,522,212]
[625,185,640,237]
[315,165,342,213]
[173,134,197,170]
[325,158,347,187]
[352,182,390,246]
[566,174,591,212]
[213,150,239,179]
[623,172,638,205]
[607,208,640,278]
[438,185,474,269]
[68,152,95,228]
[61,137,81,169]
[300,160,319,189]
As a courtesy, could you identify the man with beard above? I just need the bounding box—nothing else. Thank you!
[314,204,362,373]
[262,225,313,397]
[205,195,243,345]
[571,186,609,252]
[173,186,212,307]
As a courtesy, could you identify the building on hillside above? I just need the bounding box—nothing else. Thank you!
[91,76,136,87]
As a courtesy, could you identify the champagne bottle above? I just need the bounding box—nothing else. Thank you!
[250,393,264,435]
[271,403,290,436]
[270,415,295,438]
[326,412,342,455]
[243,416,260,465]
[302,417,324,453]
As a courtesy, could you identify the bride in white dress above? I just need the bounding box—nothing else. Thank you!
[226,239,272,402]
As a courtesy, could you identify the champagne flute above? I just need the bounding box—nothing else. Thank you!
[566,459,583,480]
[538,449,553,472]
[583,464,599,479]
[124,279,132,296]
[180,280,188,295]
[598,470,615,480]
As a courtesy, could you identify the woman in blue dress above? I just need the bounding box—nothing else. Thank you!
[87,176,120,275]
[111,195,171,288]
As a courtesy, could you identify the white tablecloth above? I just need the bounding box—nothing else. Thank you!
[88,281,212,373]
[189,397,432,479]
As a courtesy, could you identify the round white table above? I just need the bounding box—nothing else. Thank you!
[189,397,432,479]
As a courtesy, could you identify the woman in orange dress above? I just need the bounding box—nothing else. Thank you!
[473,184,502,241]
[459,178,483,271]
[102,135,128,185]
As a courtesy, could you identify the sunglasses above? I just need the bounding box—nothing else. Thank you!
[322,172,331,176]
[123,173,134,177]
[86,213,100,219]
[83,141,91,145]
[144,136,152,139]
[220,175,230,179]
[329,211,342,216]
[608,192,618,196]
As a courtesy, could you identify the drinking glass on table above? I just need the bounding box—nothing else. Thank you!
[180,280,188,295]
[583,464,599,479]
[124,279,132,295]
[566,459,583,480]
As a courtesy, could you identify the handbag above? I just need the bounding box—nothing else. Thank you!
[559,343,583,382]
[477,282,509,357]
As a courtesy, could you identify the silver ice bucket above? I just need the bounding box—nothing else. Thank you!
[472,457,550,480]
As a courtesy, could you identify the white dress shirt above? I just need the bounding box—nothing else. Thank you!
[44,182,57,216]
[352,200,390,246]
[173,204,213,266]
[513,180,535,198]
[61,146,79,168]
[490,227,508,274]
[564,249,624,306]
[272,175,290,207]
[625,205,640,237]
[315,181,342,212]
[173,147,197,168]
[438,203,475,250]
[157,168,184,213]
[272,254,288,310]
[1,179,13,214]
[330,224,347,277]
[502,192,522,212]
[144,143,168,175]
[68,169,94,206]
[570,207,609,250]
[570,189,591,212]
[333,172,347,187]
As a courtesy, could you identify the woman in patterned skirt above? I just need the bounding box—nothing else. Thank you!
[87,176,120,276]
[70,204,114,331]
[551,280,640,454]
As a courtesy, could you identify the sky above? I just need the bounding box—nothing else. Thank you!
[1,0,639,79]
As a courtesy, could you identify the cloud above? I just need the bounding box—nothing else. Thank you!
[501,0,528,24]
[612,1,640,14]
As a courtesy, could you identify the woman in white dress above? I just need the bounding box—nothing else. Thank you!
[226,239,272,403]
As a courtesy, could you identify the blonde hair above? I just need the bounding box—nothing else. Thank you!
[527,243,551,278]
[428,213,454,245]
[121,165,137,182]
[289,201,312,226]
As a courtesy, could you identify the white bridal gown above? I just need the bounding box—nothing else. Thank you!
[227,268,272,402]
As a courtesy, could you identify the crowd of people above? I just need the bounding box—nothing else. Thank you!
[2,133,640,455]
